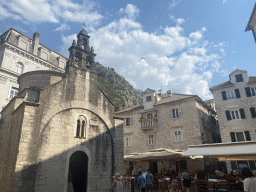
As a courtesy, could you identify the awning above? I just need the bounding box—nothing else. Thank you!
[124,148,185,161]
[182,141,256,161]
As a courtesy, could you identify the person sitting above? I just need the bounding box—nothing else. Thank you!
[210,171,218,179]
[168,179,178,192]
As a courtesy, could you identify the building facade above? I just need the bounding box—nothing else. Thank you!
[116,88,220,173]
[0,29,124,192]
[210,69,256,172]
[0,28,67,111]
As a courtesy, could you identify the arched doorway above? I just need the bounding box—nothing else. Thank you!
[69,151,88,192]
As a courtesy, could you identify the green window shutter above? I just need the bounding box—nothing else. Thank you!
[230,132,236,142]
[221,91,227,100]
[230,161,237,170]
[250,107,256,118]
[245,87,251,97]
[234,89,241,98]
[249,161,256,170]
[244,131,251,141]
[239,108,246,119]
[225,110,231,121]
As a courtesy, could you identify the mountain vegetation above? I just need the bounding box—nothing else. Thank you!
[95,62,143,111]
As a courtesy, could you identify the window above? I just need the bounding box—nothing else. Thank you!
[230,131,251,142]
[231,160,256,170]
[225,109,245,121]
[76,116,86,138]
[15,63,23,74]
[250,107,256,118]
[125,117,131,126]
[147,113,153,119]
[146,96,152,102]
[245,87,256,97]
[171,108,179,118]
[226,91,235,100]
[231,110,240,120]
[125,137,132,147]
[9,87,18,99]
[175,131,182,142]
[235,74,243,82]
[148,134,154,145]
[222,89,240,100]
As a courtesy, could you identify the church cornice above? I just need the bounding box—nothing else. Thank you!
[2,42,65,72]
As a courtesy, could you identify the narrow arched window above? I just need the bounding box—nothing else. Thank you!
[76,116,87,138]
[81,120,85,138]
[16,62,23,74]
[76,120,80,137]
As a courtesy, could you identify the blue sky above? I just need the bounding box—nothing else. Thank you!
[0,0,255,100]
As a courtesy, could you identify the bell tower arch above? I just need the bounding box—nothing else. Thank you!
[66,29,97,72]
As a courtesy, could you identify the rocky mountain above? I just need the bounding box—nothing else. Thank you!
[95,62,143,111]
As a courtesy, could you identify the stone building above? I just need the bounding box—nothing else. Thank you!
[210,69,256,171]
[0,29,123,192]
[0,28,67,111]
[115,88,220,173]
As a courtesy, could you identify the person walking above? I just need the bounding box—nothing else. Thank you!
[145,169,153,192]
[137,171,146,192]
[182,169,190,192]
[67,171,74,192]
[108,173,124,192]
[241,168,256,192]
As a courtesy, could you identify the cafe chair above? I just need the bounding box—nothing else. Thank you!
[196,180,207,192]
[158,179,165,190]
[218,181,229,192]
[207,182,218,192]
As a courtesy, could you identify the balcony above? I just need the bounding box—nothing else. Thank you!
[140,118,158,131]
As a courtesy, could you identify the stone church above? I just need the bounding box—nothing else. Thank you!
[0,29,124,192]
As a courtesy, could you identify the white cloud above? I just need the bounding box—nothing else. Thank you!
[59,4,225,100]
[169,0,182,8]
[0,0,103,25]
[119,4,139,19]
[170,15,185,25]
[54,23,70,31]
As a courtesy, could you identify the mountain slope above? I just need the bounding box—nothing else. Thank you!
[95,62,143,111]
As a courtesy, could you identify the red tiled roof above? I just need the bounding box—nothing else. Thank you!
[248,76,256,84]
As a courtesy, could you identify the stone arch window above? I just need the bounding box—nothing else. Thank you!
[76,115,86,138]
[74,53,82,67]
[15,62,24,74]
[86,56,93,65]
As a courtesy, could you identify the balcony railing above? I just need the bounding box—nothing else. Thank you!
[140,118,158,131]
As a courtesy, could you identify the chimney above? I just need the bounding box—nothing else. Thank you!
[32,32,40,55]
[167,90,173,96]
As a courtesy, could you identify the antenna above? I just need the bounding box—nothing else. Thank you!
[158,82,165,95]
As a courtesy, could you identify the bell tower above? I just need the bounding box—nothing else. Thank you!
[66,29,97,73]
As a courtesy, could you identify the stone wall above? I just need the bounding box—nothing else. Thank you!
[212,73,256,143]
[0,66,123,192]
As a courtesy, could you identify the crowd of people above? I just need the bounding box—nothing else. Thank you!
[108,167,256,192]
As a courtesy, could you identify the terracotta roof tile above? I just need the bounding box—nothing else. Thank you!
[156,93,196,105]
[210,81,234,90]
[248,76,256,84]
[115,105,143,114]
